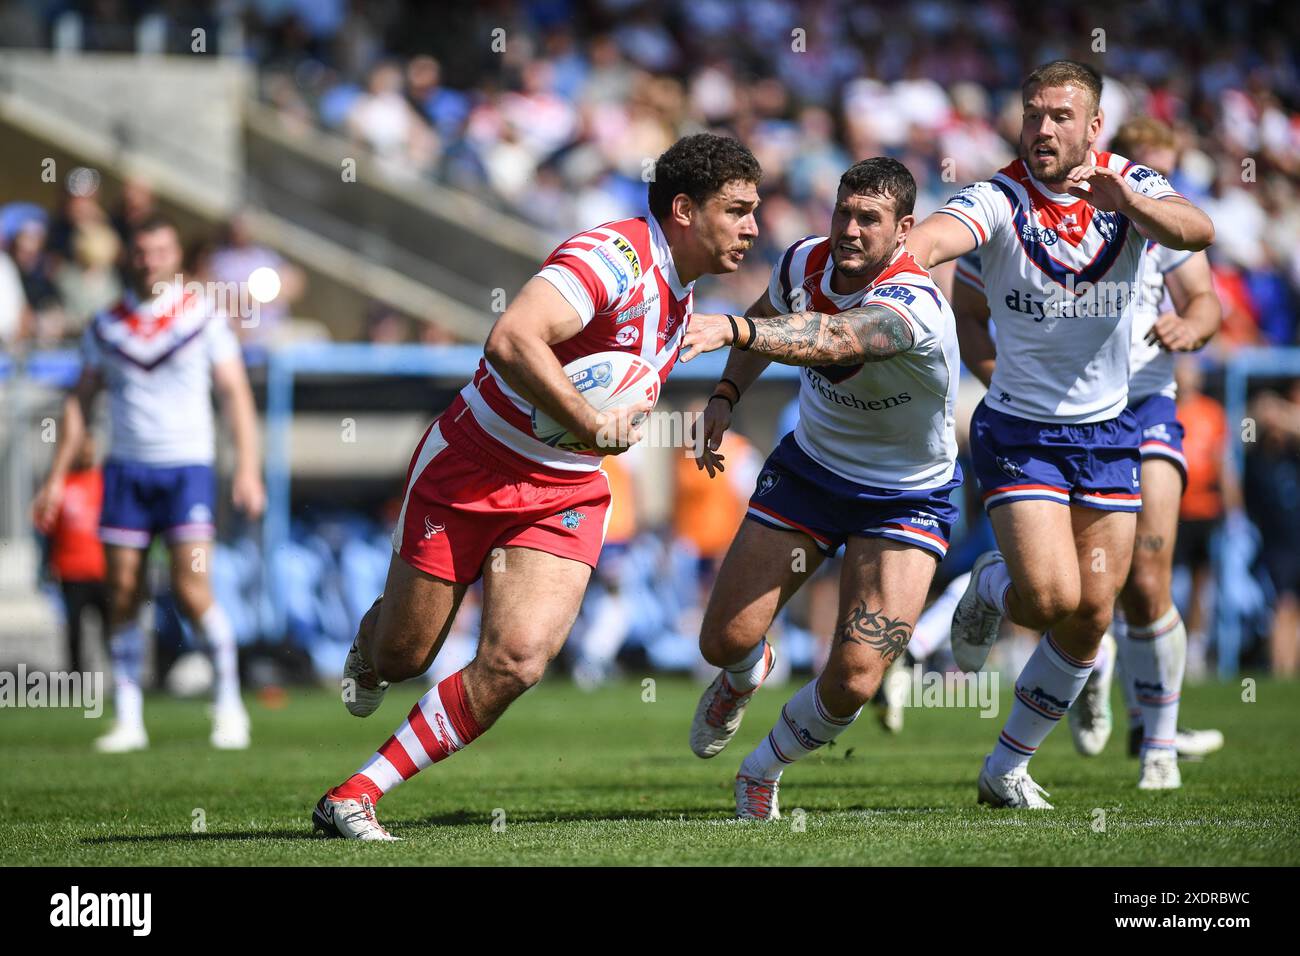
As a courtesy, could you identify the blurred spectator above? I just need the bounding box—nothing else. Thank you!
[346,60,439,175]
[109,177,159,253]
[39,434,108,674]
[8,216,66,346]
[1174,359,1230,666]
[365,304,410,344]
[54,221,122,335]
[206,211,305,343]
[1244,383,1300,676]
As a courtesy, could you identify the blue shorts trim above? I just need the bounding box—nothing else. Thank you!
[1128,393,1187,482]
[745,433,960,560]
[971,401,1142,513]
[99,460,217,547]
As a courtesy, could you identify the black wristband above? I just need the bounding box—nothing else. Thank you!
[718,377,741,400]
[731,314,752,351]
[708,392,734,412]
[743,315,757,349]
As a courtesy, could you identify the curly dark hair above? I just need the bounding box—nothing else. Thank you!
[838,157,917,219]
[647,133,761,224]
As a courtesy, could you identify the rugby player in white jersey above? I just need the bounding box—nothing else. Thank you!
[678,158,961,820]
[905,60,1214,808]
[310,134,761,840]
[950,116,1223,789]
[33,216,265,752]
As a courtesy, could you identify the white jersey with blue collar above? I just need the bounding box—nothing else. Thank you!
[936,151,1181,424]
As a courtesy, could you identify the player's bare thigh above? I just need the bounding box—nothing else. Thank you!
[819,537,937,718]
[989,500,1080,629]
[1051,505,1137,659]
[1120,459,1182,626]
[464,545,592,728]
[698,517,825,667]
[368,551,468,683]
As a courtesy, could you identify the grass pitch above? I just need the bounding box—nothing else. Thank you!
[1,675,1296,866]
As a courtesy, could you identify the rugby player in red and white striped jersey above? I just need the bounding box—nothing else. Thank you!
[312,133,761,839]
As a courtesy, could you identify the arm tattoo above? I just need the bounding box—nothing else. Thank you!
[835,605,913,664]
[749,303,915,366]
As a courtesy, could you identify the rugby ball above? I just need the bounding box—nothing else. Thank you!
[531,350,660,453]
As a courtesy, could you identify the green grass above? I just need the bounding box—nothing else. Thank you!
[1,675,1297,865]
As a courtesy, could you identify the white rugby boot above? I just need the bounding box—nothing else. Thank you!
[211,704,251,750]
[312,792,400,841]
[735,774,781,821]
[343,598,389,718]
[690,643,776,758]
[951,551,1007,672]
[1069,631,1115,756]
[93,722,149,753]
[874,655,910,734]
[977,754,1054,809]
[1137,748,1182,790]
[1175,727,1224,758]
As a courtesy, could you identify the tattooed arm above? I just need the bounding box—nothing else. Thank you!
[679,302,915,366]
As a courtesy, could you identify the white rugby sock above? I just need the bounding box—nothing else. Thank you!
[988,634,1095,776]
[196,604,242,712]
[739,678,859,781]
[1113,614,1141,725]
[108,622,145,729]
[910,572,967,660]
[975,558,1013,615]
[723,638,770,693]
[1122,607,1185,753]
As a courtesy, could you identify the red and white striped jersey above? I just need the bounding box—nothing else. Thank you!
[456,216,693,478]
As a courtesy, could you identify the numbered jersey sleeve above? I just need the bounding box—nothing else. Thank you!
[935,181,1012,251]
[536,230,638,328]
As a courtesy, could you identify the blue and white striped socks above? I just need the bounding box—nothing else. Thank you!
[740,678,860,781]
[988,634,1095,775]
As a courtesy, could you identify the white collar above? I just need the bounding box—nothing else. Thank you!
[648,214,692,299]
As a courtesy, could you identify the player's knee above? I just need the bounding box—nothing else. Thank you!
[475,646,548,698]
[1070,597,1115,642]
[1021,583,1079,628]
[1122,563,1171,624]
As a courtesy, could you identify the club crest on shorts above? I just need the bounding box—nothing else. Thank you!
[756,471,780,496]
[187,503,212,524]
[996,456,1024,479]
[561,508,586,530]
[423,515,446,539]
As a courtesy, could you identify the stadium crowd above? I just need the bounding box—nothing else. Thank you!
[3,0,1298,683]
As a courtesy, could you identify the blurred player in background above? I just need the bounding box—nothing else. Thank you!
[907,61,1215,808]
[33,216,265,752]
[312,133,761,840]
[679,157,961,820]
[40,433,108,674]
